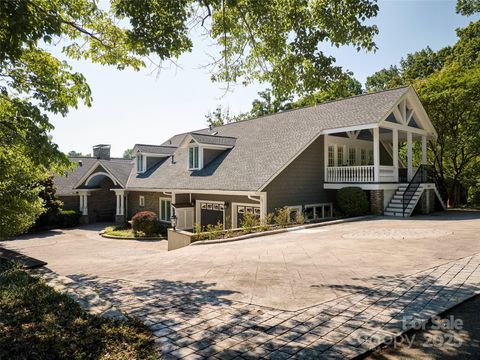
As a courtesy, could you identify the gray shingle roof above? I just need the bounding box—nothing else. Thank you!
[190,133,236,147]
[133,144,177,155]
[54,157,98,196]
[127,86,410,192]
[54,157,132,196]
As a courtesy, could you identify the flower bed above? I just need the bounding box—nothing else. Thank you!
[101,226,165,240]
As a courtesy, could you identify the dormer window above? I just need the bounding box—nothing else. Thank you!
[188,146,200,170]
[136,154,145,173]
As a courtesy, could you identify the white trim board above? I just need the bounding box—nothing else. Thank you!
[73,161,123,189]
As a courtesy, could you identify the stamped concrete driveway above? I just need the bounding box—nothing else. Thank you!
[2,211,480,312]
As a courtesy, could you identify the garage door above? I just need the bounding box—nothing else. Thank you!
[235,205,261,228]
[199,202,224,229]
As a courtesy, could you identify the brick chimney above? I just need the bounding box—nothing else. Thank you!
[93,144,111,160]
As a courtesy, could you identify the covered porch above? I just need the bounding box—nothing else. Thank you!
[324,96,434,188]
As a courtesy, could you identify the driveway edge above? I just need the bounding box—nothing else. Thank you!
[190,215,375,246]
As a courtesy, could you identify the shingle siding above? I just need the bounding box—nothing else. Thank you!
[265,135,335,212]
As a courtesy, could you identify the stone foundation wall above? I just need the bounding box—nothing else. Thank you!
[370,190,384,215]
[127,191,171,219]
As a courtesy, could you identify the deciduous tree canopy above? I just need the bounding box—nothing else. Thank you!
[0,0,380,236]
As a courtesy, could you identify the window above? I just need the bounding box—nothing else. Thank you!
[188,146,200,170]
[304,203,333,222]
[348,148,356,166]
[337,146,344,166]
[368,149,374,165]
[328,145,335,167]
[361,149,367,165]
[160,198,171,222]
[136,154,145,172]
[139,196,145,207]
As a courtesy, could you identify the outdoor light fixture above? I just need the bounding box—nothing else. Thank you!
[170,214,177,231]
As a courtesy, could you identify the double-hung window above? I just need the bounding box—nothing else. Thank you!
[160,198,171,222]
[337,147,344,166]
[188,146,200,170]
[328,145,335,167]
[136,154,144,173]
[361,149,367,165]
[348,148,356,166]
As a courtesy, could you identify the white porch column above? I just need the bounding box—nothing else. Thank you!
[407,131,413,181]
[373,127,380,182]
[79,194,83,213]
[113,190,125,216]
[392,128,399,182]
[79,193,88,215]
[324,134,329,181]
[421,135,427,165]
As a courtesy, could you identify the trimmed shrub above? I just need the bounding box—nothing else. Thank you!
[337,187,369,216]
[57,210,81,228]
[131,211,159,237]
[274,206,291,228]
[206,222,223,240]
[295,213,305,225]
[241,212,260,234]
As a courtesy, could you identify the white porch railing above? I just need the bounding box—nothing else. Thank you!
[326,165,375,183]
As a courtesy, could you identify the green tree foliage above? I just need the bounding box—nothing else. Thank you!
[68,150,85,157]
[365,66,402,92]
[456,0,480,15]
[206,74,363,126]
[205,106,234,127]
[364,14,480,207]
[416,64,480,206]
[294,74,363,107]
[1,1,380,237]
[33,176,63,229]
[122,148,133,159]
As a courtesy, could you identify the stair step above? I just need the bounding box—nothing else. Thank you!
[384,211,405,217]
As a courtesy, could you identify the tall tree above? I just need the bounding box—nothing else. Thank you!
[416,64,480,206]
[1,0,380,236]
[365,16,480,206]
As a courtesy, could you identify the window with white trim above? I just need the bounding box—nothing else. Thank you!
[348,148,356,166]
[361,149,367,165]
[368,149,374,165]
[337,146,344,166]
[188,146,200,170]
[136,154,145,172]
[160,198,171,222]
[328,145,335,167]
[304,203,333,221]
[139,196,145,207]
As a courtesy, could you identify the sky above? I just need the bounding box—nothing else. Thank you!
[49,0,479,157]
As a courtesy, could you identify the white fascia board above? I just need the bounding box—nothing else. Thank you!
[199,144,234,150]
[141,152,172,157]
[322,123,378,135]
[73,161,123,189]
[125,188,262,196]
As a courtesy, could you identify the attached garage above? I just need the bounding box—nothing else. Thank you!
[197,201,225,229]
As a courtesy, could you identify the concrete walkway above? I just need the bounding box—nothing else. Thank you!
[2,210,480,359]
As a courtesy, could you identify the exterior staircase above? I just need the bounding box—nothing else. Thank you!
[384,184,424,217]
[384,165,447,217]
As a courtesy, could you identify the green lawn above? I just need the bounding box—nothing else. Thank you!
[0,259,158,359]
